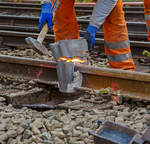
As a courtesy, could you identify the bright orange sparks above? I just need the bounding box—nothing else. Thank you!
[82,51,88,54]
[58,57,67,61]
[58,57,86,63]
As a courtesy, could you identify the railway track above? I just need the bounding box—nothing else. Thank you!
[0,14,147,32]
[0,54,150,101]
[0,13,149,53]
[0,2,145,20]
[0,3,150,144]
[0,2,150,143]
[0,4,149,73]
[0,26,150,55]
[0,2,149,98]
[0,1,144,10]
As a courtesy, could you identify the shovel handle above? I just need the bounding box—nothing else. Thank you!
[37,23,49,43]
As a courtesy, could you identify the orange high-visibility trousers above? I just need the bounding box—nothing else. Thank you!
[53,0,79,42]
[103,0,135,71]
[54,0,135,71]
[144,0,150,41]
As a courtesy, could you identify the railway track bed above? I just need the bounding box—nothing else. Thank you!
[0,2,150,144]
[0,74,150,144]
[0,2,145,21]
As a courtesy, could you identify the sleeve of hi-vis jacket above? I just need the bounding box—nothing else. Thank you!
[90,0,118,28]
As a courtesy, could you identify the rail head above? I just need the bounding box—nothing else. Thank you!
[0,55,150,82]
[0,55,149,100]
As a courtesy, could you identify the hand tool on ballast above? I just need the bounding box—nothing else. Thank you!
[25,2,57,56]
[25,23,51,56]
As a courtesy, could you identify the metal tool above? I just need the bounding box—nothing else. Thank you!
[50,38,89,93]
[89,120,150,144]
[25,2,58,56]
[25,23,51,56]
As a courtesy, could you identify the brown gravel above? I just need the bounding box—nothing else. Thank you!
[0,46,150,144]
[0,88,150,144]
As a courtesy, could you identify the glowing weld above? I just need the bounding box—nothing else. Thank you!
[58,57,86,64]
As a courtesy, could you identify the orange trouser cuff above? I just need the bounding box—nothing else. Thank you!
[103,0,135,71]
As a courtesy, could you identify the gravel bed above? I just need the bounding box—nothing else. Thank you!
[0,86,150,144]
[0,46,150,144]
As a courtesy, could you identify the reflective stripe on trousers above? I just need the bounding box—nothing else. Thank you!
[103,0,135,71]
[104,40,135,71]
[105,40,132,62]
[145,14,150,20]
[107,53,132,62]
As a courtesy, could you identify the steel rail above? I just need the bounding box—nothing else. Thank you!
[0,54,149,100]
[0,15,147,33]
[0,29,150,57]
[0,2,40,7]
[0,5,144,18]
[0,1,143,6]
[0,6,93,17]
[75,2,144,6]
[0,2,144,9]
[0,24,147,41]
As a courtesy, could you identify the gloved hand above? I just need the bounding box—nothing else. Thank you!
[83,24,99,51]
[39,2,53,30]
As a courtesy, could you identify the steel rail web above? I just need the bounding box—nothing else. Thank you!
[0,55,150,100]
[1,30,150,51]
[0,1,144,8]
[0,5,144,15]
[0,15,147,33]
[0,25,147,41]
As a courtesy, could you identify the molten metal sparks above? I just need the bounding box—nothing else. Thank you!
[58,57,86,63]
[58,57,67,61]
[81,51,88,54]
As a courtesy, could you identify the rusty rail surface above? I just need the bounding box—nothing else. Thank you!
[0,15,147,33]
[0,2,145,20]
[0,1,144,6]
[0,55,150,100]
[0,30,150,54]
[0,2,144,10]
[0,25,148,41]
[0,5,144,18]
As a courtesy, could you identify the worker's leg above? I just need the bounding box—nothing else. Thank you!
[103,0,135,71]
[54,0,80,42]
[144,0,150,41]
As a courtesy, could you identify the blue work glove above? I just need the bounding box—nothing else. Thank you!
[39,3,53,30]
[84,24,99,51]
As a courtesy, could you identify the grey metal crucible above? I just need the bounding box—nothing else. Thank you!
[50,38,89,62]
[89,120,150,144]
[49,38,89,93]
[56,61,83,93]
